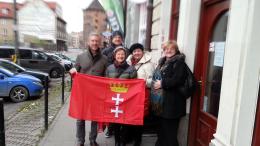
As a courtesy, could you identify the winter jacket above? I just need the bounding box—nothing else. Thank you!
[75,48,107,76]
[126,52,155,88]
[105,61,137,79]
[157,53,187,119]
[102,44,129,66]
[127,52,155,116]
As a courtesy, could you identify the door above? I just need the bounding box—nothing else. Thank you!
[0,72,8,96]
[188,0,230,146]
[252,86,260,146]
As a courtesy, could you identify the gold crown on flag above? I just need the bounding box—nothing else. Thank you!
[110,83,129,93]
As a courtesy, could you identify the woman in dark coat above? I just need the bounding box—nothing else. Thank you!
[106,46,137,146]
[153,40,187,146]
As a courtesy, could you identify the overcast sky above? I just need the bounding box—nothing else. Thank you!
[0,0,94,33]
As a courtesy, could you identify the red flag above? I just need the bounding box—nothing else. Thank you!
[69,73,145,125]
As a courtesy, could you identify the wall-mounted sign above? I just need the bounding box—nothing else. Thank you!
[130,0,147,3]
[213,42,225,67]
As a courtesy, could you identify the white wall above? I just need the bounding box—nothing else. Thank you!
[18,0,56,43]
[150,0,172,65]
[211,0,260,146]
[177,0,201,69]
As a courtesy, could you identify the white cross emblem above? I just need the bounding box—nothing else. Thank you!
[111,106,123,118]
[112,93,124,105]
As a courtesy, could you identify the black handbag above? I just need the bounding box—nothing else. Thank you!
[178,63,197,99]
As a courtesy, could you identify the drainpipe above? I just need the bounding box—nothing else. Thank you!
[123,0,128,38]
[13,0,20,64]
[145,0,153,51]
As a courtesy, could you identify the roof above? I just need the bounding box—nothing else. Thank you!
[85,0,104,11]
[45,1,57,11]
[0,2,23,19]
[0,1,66,23]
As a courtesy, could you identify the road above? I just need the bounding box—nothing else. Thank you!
[3,48,83,120]
[0,48,83,146]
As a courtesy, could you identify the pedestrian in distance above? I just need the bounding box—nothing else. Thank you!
[152,40,187,146]
[69,32,107,146]
[126,43,155,146]
[105,46,137,146]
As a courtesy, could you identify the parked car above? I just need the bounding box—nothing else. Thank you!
[0,59,50,86]
[0,67,44,102]
[0,46,64,78]
[46,53,73,71]
[55,53,76,65]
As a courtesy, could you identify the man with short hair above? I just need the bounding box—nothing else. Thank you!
[70,32,107,146]
[102,30,124,66]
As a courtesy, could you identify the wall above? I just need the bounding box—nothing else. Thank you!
[18,0,56,43]
[0,18,14,44]
[150,0,172,64]
[83,10,106,47]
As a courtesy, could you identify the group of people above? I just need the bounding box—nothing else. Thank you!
[69,30,188,146]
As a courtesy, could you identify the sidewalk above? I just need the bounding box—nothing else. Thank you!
[39,99,157,146]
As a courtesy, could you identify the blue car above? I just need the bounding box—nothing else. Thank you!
[0,68,44,102]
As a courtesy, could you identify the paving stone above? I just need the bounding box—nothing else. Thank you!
[5,82,71,146]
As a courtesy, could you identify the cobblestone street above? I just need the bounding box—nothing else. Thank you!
[4,78,71,146]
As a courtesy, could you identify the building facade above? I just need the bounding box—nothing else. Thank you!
[148,0,260,146]
[83,0,107,47]
[125,1,149,48]
[68,31,83,49]
[0,2,23,45]
[18,0,67,51]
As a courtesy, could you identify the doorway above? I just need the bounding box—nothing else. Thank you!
[252,85,260,146]
[188,1,230,146]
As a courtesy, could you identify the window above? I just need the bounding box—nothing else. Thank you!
[0,61,19,73]
[169,0,180,40]
[1,9,9,15]
[19,50,32,59]
[1,19,6,25]
[0,48,14,58]
[32,51,46,60]
[2,29,7,36]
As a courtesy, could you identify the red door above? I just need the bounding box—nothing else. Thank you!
[188,0,230,146]
[252,87,260,146]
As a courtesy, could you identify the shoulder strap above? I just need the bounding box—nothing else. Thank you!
[136,63,144,71]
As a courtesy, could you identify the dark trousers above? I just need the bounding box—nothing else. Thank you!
[155,118,180,146]
[114,123,128,144]
[131,125,143,144]
[76,120,97,144]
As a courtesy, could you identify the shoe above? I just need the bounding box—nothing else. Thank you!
[77,144,84,146]
[105,131,111,138]
[90,141,99,146]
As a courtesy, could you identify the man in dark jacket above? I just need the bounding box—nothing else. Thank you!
[69,32,107,146]
[101,30,124,138]
[102,30,124,66]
